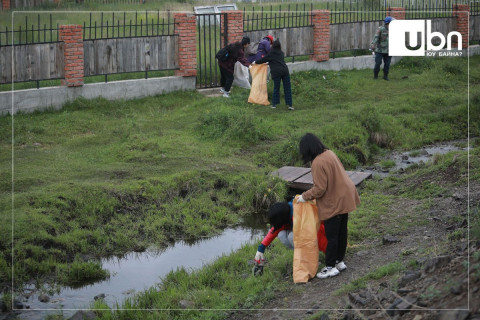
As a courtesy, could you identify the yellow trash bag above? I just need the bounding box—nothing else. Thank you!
[292,195,320,283]
[248,64,270,106]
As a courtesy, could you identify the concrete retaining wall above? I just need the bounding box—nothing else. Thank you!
[288,45,479,74]
[0,76,195,115]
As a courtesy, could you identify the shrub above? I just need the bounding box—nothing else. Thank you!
[197,106,273,146]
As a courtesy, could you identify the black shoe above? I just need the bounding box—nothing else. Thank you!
[383,76,389,81]
[374,76,378,80]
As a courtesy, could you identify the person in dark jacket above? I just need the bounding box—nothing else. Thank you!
[253,39,293,110]
[248,35,273,63]
[218,36,251,98]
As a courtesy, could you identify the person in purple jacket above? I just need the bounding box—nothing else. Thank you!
[218,36,251,98]
[248,35,273,63]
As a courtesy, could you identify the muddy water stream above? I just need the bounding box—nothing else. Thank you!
[358,141,469,178]
[15,218,267,320]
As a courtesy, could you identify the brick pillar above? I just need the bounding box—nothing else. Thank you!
[59,25,84,87]
[386,7,406,20]
[174,13,197,77]
[311,10,329,62]
[225,11,244,44]
[2,0,10,10]
[453,4,469,49]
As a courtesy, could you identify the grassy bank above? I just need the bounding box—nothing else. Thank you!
[0,56,478,300]
[89,140,480,320]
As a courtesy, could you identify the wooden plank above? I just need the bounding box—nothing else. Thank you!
[271,166,310,182]
[56,42,64,78]
[347,171,372,186]
[273,166,372,191]
[0,46,12,84]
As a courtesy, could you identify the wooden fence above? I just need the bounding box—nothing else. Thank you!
[0,42,64,84]
[471,15,480,41]
[83,35,178,76]
[0,35,177,84]
[330,17,458,52]
[245,27,314,57]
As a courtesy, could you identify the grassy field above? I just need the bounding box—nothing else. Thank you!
[0,56,479,313]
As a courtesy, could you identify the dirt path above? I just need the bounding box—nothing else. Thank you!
[228,180,479,320]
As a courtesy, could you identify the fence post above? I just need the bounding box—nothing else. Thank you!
[59,25,84,87]
[311,10,330,62]
[386,7,406,20]
[453,4,469,49]
[1,0,10,10]
[225,10,244,44]
[174,13,197,77]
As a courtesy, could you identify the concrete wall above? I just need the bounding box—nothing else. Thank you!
[0,76,195,115]
[288,45,479,74]
[288,55,403,73]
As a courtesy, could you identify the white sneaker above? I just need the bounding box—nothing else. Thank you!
[336,261,347,271]
[223,92,230,98]
[220,87,226,94]
[316,267,340,279]
[288,106,294,110]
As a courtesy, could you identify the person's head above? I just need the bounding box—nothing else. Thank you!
[272,39,281,51]
[299,133,327,164]
[268,202,291,230]
[241,36,251,48]
[265,35,274,44]
[384,16,395,27]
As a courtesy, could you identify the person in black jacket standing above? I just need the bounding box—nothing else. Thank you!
[253,40,293,110]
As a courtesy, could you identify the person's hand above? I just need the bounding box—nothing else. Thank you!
[251,61,256,65]
[254,251,265,265]
[297,195,306,203]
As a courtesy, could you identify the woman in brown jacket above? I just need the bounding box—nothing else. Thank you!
[297,133,360,279]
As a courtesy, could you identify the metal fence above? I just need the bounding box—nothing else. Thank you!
[0,14,59,46]
[82,11,175,40]
[196,13,227,89]
[472,0,480,14]
[0,11,175,47]
[243,4,314,31]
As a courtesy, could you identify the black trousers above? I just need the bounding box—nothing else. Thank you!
[219,65,234,92]
[374,52,392,76]
[324,213,349,268]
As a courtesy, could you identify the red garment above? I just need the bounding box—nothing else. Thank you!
[261,222,327,253]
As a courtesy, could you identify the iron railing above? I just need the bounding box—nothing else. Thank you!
[0,11,175,47]
[243,4,314,31]
[82,11,175,40]
[196,13,227,89]
[471,0,480,14]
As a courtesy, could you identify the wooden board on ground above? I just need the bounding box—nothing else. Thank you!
[272,166,372,190]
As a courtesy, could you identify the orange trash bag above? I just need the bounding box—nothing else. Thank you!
[248,64,270,106]
[292,195,321,283]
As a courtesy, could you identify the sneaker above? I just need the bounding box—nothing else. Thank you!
[220,87,226,94]
[271,105,277,109]
[223,92,230,98]
[316,267,340,279]
[336,261,347,271]
[288,106,294,110]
